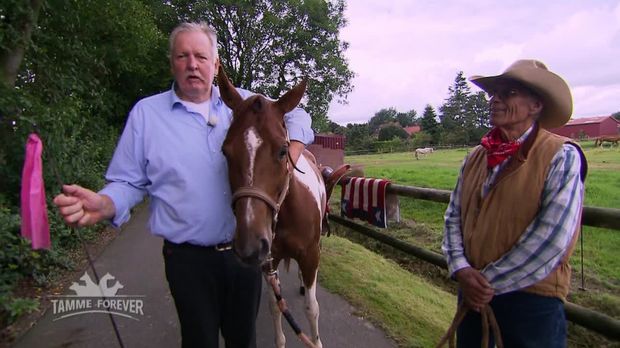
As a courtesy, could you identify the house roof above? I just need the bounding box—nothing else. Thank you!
[564,115,619,126]
[404,125,421,135]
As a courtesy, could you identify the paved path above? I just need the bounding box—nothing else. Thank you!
[12,207,396,348]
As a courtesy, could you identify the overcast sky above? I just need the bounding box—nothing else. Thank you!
[327,0,620,125]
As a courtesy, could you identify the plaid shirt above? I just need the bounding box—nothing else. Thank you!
[442,129,585,295]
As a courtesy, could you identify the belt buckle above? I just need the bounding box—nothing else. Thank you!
[215,243,232,252]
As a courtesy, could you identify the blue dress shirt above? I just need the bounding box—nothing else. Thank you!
[99,85,314,246]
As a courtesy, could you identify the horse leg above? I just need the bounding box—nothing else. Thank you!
[299,252,322,348]
[268,288,286,348]
[265,260,286,348]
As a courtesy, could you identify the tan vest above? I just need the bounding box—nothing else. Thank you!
[460,127,583,300]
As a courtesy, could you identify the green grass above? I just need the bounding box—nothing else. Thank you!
[319,236,455,348]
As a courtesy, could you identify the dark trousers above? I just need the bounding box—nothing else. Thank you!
[163,241,262,348]
[457,291,567,348]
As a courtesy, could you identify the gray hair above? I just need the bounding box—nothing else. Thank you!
[168,22,218,59]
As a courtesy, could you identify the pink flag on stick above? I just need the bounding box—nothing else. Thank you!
[20,133,51,249]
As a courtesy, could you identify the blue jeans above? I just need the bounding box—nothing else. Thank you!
[457,291,567,348]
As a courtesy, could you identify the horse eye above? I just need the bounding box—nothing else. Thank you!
[278,146,288,160]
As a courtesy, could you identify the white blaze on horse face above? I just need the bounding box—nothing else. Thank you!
[244,127,263,186]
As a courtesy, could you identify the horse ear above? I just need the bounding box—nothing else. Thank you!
[217,65,243,110]
[276,79,307,114]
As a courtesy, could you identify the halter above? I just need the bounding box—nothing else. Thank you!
[230,136,294,236]
[231,168,291,234]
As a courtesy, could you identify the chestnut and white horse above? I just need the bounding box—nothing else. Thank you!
[217,66,325,348]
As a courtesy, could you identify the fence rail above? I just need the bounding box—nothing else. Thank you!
[328,182,620,341]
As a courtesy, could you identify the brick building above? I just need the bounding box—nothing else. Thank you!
[550,115,620,139]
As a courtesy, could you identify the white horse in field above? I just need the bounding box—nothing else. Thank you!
[414,147,434,160]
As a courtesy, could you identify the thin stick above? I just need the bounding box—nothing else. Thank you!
[42,128,125,348]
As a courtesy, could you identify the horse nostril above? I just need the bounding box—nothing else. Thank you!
[260,237,271,256]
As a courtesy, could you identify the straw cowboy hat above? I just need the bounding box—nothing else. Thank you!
[469,59,573,129]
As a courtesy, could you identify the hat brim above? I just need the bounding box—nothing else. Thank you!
[470,69,572,129]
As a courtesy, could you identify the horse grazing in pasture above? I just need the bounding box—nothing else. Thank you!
[414,147,434,159]
[594,135,620,147]
[217,66,326,348]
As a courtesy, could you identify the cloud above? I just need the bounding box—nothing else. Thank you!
[329,0,620,125]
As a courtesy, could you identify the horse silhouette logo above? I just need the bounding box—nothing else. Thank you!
[69,272,124,297]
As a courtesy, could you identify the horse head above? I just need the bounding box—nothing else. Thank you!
[217,65,307,265]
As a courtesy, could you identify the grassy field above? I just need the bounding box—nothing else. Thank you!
[318,141,620,347]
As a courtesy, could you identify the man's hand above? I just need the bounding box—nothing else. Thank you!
[53,185,115,227]
[455,267,494,311]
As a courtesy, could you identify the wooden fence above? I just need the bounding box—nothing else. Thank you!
[328,183,620,341]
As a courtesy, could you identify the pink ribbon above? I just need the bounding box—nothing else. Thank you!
[20,133,51,249]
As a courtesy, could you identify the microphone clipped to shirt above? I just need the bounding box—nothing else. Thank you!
[207,114,218,127]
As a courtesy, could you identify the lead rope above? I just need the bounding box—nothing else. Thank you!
[263,259,318,348]
[40,127,125,348]
[435,302,503,348]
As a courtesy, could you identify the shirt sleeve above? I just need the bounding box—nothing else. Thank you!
[481,143,584,294]
[98,105,148,227]
[284,107,314,145]
[442,156,472,277]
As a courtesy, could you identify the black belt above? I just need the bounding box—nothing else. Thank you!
[164,240,233,252]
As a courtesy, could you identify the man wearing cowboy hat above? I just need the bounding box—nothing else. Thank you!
[442,59,587,347]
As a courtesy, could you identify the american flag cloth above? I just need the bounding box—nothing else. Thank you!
[340,177,391,228]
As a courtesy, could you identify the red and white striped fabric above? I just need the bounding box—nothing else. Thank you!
[340,177,391,228]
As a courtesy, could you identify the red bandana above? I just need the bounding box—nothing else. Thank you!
[480,128,521,168]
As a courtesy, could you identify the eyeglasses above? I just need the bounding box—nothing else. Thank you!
[486,86,535,101]
[485,88,522,101]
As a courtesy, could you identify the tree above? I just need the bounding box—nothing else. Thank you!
[0,0,44,87]
[439,72,469,131]
[368,107,397,135]
[467,91,491,142]
[612,111,620,121]
[344,123,371,151]
[1,0,168,204]
[378,125,408,141]
[411,131,433,147]
[149,0,354,131]
[420,104,440,143]
[439,71,490,144]
[327,120,345,135]
[396,109,416,127]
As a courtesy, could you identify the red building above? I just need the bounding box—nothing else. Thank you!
[550,115,620,139]
[404,125,421,137]
[307,134,346,169]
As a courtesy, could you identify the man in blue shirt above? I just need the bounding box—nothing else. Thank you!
[53,22,314,348]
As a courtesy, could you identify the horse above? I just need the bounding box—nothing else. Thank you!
[594,135,620,147]
[414,147,434,159]
[217,65,326,348]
